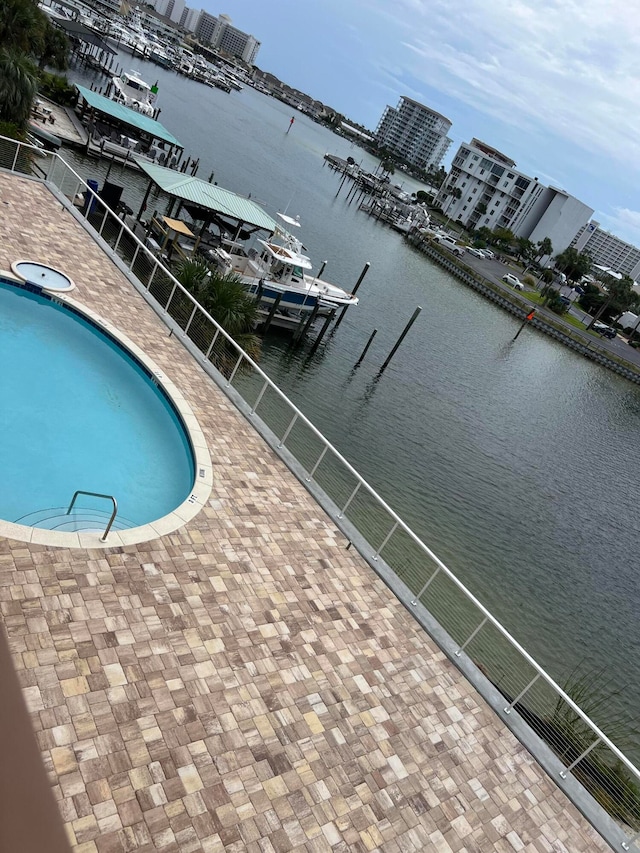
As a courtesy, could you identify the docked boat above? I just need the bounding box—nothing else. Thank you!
[208,214,359,313]
[110,70,157,116]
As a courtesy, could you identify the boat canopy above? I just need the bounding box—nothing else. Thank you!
[53,19,117,54]
[75,85,181,148]
[135,159,281,235]
[257,239,313,270]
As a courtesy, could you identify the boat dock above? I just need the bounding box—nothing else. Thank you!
[29,96,88,149]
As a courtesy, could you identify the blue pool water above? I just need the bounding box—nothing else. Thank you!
[0,280,195,530]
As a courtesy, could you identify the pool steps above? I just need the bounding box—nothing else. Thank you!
[14,507,137,532]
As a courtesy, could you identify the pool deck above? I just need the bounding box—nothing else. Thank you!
[0,169,610,852]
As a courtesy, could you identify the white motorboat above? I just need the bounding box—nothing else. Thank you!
[208,214,359,313]
[110,70,156,116]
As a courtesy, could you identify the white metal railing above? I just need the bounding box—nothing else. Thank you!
[2,136,639,847]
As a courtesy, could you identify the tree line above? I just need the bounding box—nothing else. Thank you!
[0,0,69,135]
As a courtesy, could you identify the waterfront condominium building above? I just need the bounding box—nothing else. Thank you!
[375,97,452,170]
[180,7,202,33]
[193,12,260,65]
[153,0,185,25]
[572,224,640,280]
[436,139,593,257]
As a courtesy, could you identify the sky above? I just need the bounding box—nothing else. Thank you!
[206,0,640,245]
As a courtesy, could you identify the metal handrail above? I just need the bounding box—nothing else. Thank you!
[3,137,640,845]
[66,490,118,541]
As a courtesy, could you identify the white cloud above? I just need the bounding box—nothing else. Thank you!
[358,0,640,170]
[598,208,640,244]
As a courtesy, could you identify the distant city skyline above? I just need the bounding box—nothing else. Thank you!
[199,0,640,252]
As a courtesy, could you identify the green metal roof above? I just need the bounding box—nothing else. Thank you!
[135,160,280,233]
[75,85,182,148]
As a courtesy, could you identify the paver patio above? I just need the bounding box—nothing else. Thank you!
[0,170,610,852]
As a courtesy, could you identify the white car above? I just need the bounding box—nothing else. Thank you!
[502,273,524,290]
[481,248,495,259]
[467,247,487,259]
[434,234,464,256]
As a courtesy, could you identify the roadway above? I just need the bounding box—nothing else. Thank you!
[458,250,640,370]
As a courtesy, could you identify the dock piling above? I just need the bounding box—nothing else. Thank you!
[309,308,336,355]
[379,307,422,373]
[355,329,378,367]
[261,293,284,334]
[334,261,370,329]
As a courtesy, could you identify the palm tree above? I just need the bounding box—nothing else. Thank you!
[0,0,43,54]
[0,49,38,129]
[175,258,261,364]
[37,21,69,71]
[536,237,553,261]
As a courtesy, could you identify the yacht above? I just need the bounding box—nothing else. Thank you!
[110,70,157,116]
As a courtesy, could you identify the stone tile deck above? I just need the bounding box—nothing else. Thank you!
[0,171,609,852]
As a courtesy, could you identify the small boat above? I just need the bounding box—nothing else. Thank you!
[208,214,359,313]
[110,70,156,117]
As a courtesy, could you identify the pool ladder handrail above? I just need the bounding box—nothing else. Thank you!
[66,490,118,541]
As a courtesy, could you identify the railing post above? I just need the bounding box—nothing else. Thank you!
[559,737,601,779]
[410,566,441,606]
[183,305,198,336]
[129,243,141,271]
[251,379,269,414]
[98,206,109,236]
[113,219,125,254]
[226,352,244,386]
[165,282,177,312]
[455,616,488,657]
[307,445,328,481]
[278,413,298,448]
[205,329,220,360]
[338,482,361,518]
[504,673,541,714]
[147,261,159,290]
[11,144,20,172]
[373,521,398,560]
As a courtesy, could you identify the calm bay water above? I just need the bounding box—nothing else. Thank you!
[65,57,640,741]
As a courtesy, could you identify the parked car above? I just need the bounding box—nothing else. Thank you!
[573,285,585,295]
[559,295,572,308]
[434,234,464,256]
[502,273,524,290]
[481,248,495,259]
[467,247,487,258]
[592,320,617,339]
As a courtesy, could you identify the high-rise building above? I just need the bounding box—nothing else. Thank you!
[572,224,640,280]
[180,6,201,33]
[188,12,260,64]
[437,139,593,257]
[375,97,452,170]
[196,11,218,43]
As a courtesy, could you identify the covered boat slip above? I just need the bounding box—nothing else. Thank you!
[131,159,284,260]
[75,85,183,165]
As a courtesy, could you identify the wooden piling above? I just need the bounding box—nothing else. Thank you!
[334,262,370,329]
[379,307,422,373]
[355,329,377,366]
[261,293,283,333]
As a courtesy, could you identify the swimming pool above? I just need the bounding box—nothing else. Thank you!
[0,276,211,546]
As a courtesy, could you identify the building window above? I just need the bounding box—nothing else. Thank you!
[472,188,477,194]
[480,169,485,175]
[490,210,495,215]
[467,197,472,202]
[507,172,515,179]
[463,205,467,211]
